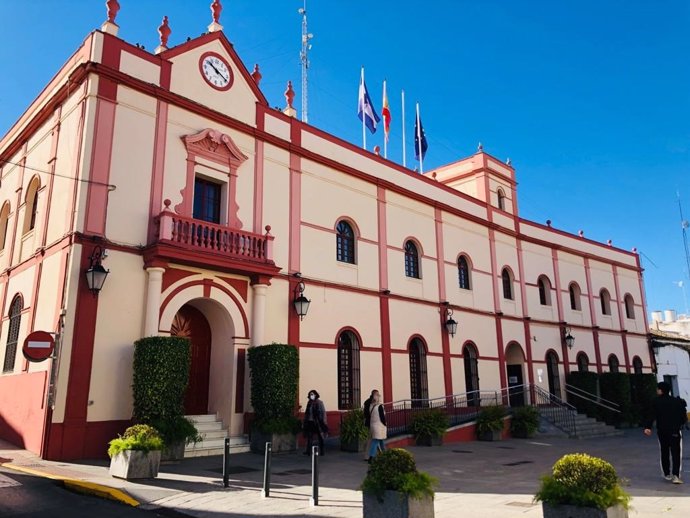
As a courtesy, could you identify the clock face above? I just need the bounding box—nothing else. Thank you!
[199,52,233,91]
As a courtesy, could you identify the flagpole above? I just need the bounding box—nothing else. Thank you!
[361,67,366,150]
[383,80,387,159]
[416,102,423,174]
[401,90,406,168]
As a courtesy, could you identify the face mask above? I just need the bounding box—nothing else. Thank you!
[309,394,315,400]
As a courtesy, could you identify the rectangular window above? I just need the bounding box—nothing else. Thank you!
[193,178,221,224]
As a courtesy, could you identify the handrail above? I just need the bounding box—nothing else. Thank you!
[565,384,621,414]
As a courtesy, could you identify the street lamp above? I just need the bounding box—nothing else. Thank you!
[293,275,310,321]
[443,304,458,338]
[85,245,109,296]
[564,327,575,349]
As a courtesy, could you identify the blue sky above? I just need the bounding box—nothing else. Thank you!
[1,1,689,316]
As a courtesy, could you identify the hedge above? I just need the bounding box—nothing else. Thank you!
[248,343,299,433]
[566,372,600,419]
[132,336,191,423]
[599,373,632,427]
[629,373,657,426]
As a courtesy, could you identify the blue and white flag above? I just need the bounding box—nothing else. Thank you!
[358,68,380,134]
[414,105,428,162]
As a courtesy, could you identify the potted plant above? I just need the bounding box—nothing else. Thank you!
[340,408,369,452]
[108,424,164,480]
[535,453,631,518]
[361,448,437,518]
[152,415,202,461]
[476,404,507,441]
[510,405,540,439]
[248,343,301,453]
[409,409,449,446]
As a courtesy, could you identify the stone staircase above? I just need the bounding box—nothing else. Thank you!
[184,414,250,458]
[539,407,623,439]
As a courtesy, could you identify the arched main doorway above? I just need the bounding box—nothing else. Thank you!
[545,350,562,400]
[171,304,212,415]
[463,343,480,407]
[409,337,428,406]
[505,342,525,407]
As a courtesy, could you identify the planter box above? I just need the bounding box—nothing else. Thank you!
[161,441,185,462]
[109,450,161,480]
[542,503,628,518]
[363,490,434,518]
[415,434,443,447]
[250,430,296,454]
[341,437,367,453]
[477,430,502,441]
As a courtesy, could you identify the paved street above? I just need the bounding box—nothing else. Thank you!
[1,429,689,517]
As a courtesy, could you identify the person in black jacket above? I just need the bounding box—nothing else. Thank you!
[644,382,685,484]
[362,390,376,461]
[303,389,328,456]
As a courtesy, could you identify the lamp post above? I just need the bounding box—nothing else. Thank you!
[443,304,458,338]
[293,277,310,321]
[85,245,109,296]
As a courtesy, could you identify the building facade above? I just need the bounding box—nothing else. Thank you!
[0,7,653,460]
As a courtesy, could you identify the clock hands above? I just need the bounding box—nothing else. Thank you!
[207,61,228,83]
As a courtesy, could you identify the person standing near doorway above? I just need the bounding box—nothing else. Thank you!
[368,390,387,463]
[644,381,685,484]
[303,389,328,456]
[362,390,376,461]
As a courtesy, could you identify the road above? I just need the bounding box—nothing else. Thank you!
[0,465,187,518]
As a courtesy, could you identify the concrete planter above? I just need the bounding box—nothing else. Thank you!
[250,430,297,454]
[542,503,628,518]
[415,434,443,447]
[340,437,367,453]
[109,450,161,480]
[363,490,434,518]
[478,430,502,441]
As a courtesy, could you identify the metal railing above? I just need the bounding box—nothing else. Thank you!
[565,383,621,414]
[529,384,578,437]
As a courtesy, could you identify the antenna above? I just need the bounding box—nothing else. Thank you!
[298,0,313,123]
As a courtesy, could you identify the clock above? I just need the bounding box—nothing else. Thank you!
[199,52,233,91]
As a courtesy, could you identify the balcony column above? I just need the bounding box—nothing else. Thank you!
[250,283,268,347]
[144,267,165,336]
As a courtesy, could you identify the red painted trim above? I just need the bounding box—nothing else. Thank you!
[198,51,234,91]
[45,419,131,461]
[218,276,249,303]
[84,98,116,236]
[288,151,301,273]
[160,60,172,90]
[287,278,300,347]
[379,296,393,401]
[488,229,500,312]
[147,101,169,244]
[522,321,535,385]
[253,140,264,234]
[203,279,212,298]
[583,258,603,372]
[495,316,507,392]
[234,348,246,413]
[161,267,196,293]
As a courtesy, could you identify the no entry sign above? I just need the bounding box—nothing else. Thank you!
[22,331,55,363]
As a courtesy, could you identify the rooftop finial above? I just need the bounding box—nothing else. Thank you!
[156,16,171,55]
[102,0,121,36]
[477,142,483,152]
[283,81,297,118]
[251,64,262,86]
[208,0,224,32]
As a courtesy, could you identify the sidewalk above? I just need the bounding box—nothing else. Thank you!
[1,430,688,517]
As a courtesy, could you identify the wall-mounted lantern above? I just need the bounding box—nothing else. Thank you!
[85,245,109,296]
[443,303,458,338]
[564,327,575,349]
[293,274,310,321]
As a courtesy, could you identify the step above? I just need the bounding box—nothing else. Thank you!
[195,421,224,433]
[197,429,229,441]
[184,443,251,458]
[184,437,250,458]
[186,414,219,423]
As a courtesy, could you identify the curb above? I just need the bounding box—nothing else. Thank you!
[0,462,140,507]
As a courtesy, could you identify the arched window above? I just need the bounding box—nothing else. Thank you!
[497,188,506,211]
[0,201,10,251]
[502,268,513,300]
[608,354,620,373]
[3,295,23,373]
[576,352,589,373]
[336,220,355,264]
[600,289,611,316]
[23,176,40,234]
[632,356,643,375]
[624,294,635,319]
[337,330,361,409]
[458,255,471,290]
[409,338,428,405]
[463,343,480,406]
[538,276,552,306]
[546,351,561,399]
[404,240,420,279]
[569,282,582,311]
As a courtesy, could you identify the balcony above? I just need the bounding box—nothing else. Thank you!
[145,210,279,279]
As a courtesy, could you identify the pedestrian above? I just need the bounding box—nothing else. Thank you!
[363,390,376,461]
[303,389,328,456]
[677,395,689,431]
[367,390,387,463]
[643,381,685,484]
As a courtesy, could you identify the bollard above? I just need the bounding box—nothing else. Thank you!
[262,442,272,498]
[222,437,230,488]
[310,445,319,506]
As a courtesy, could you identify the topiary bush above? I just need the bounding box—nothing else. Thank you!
[599,373,632,427]
[476,405,507,435]
[361,448,437,501]
[535,453,630,510]
[629,373,657,426]
[409,409,449,440]
[248,343,300,434]
[108,424,164,458]
[132,336,191,423]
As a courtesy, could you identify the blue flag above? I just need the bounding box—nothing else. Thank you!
[358,75,380,134]
[414,112,428,161]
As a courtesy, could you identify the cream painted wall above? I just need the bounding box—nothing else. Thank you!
[445,267,494,312]
[106,87,156,245]
[73,82,100,234]
[391,351,411,400]
[454,313,498,358]
[262,278,289,345]
[119,50,160,86]
[361,351,383,400]
[87,251,146,421]
[427,356,446,399]
[0,266,36,374]
[168,39,257,126]
[300,348,338,411]
[388,299,442,354]
[386,192,436,254]
[261,144,290,271]
[263,114,291,141]
[598,332,626,371]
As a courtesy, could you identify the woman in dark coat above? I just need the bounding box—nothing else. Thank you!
[303,389,328,456]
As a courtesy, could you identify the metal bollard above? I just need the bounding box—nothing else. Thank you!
[310,445,319,506]
[222,437,230,488]
[262,442,272,498]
